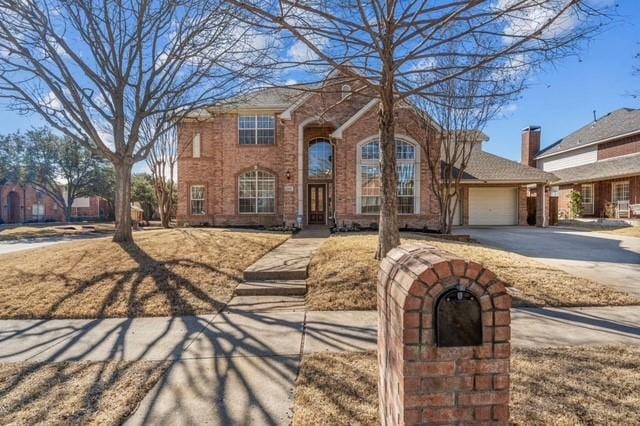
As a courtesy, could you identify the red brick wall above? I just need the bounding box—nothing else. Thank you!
[0,184,65,223]
[587,177,638,217]
[597,134,640,160]
[378,244,511,425]
[177,79,443,228]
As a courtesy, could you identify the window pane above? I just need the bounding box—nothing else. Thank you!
[239,116,255,129]
[396,140,415,160]
[361,141,379,160]
[238,170,275,213]
[309,140,333,178]
[190,185,205,215]
[361,197,380,214]
[256,128,275,144]
[239,129,256,145]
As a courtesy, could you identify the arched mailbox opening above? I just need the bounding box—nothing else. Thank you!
[435,286,482,347]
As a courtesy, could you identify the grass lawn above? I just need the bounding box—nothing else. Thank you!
[0,223,115,241]
[0,228,288,319]
[306,233,638,310]
[558,222,640,238]
[293,346,640,425]
[0,360,168,425]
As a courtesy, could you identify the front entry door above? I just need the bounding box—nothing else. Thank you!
[308,184,326,224]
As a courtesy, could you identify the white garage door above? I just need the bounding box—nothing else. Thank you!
[468,187,517,225]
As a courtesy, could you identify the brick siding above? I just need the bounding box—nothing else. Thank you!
[0,184,64,223]
[597,133,640,160]
[378,244,511,425]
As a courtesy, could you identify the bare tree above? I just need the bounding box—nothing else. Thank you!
[229,0,609,257]
[145,122,179,228]
[407,48,525,234]
[0,0,271,242]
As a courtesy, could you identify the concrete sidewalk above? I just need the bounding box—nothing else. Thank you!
[1,304,638,425]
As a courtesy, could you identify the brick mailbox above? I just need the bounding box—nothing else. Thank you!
[378,244,511,425]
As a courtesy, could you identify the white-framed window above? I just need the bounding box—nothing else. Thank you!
[192,132,201,158]
[612,181,630,203]
[581,183,594,215]
[239,115,275,145]
[550,186,560,197]
[357,138,419,214]
[239,170,276,213]
[190,185,205,215]
[341,84,352,100]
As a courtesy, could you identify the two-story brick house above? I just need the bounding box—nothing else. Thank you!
[177,74,554,229]
[522,108,640,220]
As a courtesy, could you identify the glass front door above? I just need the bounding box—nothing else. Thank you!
[308,184,326,224]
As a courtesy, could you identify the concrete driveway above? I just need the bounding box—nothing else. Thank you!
[456,226,640,298]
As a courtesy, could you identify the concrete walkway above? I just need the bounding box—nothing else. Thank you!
[237,227,328,296]
[1,304,638,424]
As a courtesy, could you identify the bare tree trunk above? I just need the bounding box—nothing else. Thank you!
[113,161,133,243]
[376,92,400,259]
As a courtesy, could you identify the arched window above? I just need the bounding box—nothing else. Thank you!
[239,170,276,213]
[308,138,333,179]
[357,139,418,214]
[341,84,352,100]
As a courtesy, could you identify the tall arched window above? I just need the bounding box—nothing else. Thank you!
[239,170,276,213]
[308,138,333,179]
[357,138,418,214]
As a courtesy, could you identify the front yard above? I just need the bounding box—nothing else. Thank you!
[0,223,115,241]
[292,346,640,425]
[306,233,639,310]
[0,228,288,318]
[0,360,168,425]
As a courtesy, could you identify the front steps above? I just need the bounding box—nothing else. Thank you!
[236,228,328,297]
[235,280,307,296]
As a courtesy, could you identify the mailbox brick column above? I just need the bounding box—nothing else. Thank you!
[378,244,511,425]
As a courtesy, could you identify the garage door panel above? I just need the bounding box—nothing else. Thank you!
[468,187,517,225]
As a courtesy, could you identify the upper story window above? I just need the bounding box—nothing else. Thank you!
[192,132,201,158]
[239,170,276,213]
[190,185,205,215]
[308,138,333,179]
[341,84,352,100]
[239,115,275,145]
[357,139,418,215]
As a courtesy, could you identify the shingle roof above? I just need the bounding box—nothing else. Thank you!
[451,148,557,183]
[551,152,640,185]
[536,108,640,158]
[222,86,307,109]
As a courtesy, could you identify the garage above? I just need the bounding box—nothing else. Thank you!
[468,187,518,225]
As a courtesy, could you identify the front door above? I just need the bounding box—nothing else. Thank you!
[7,191,20,224]
[308,184,326,224]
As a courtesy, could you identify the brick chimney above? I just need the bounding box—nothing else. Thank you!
[521,126,541,168]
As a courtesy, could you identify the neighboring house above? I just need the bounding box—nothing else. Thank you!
[0,183,112,224]
[68,196,113,220]
[177,71,553,228]
[523,108,640,220]
[0,183,64,223]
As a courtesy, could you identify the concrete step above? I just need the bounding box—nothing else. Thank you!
[235,280,307,296]
[243,268,308,281]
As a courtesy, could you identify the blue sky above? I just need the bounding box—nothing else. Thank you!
[0,2,638,165]
[482,1,640,161]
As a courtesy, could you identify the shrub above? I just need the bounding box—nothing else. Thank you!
[604,201,616,218]
[568,190,583,219]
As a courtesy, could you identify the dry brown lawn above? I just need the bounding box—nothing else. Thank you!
[0,228,288,318]
[293,352,378,426]
[558,222,640,238]
[306,233,638,310]
[0,360,168,425]
[0,223,115,241]
[293,346,640,425]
